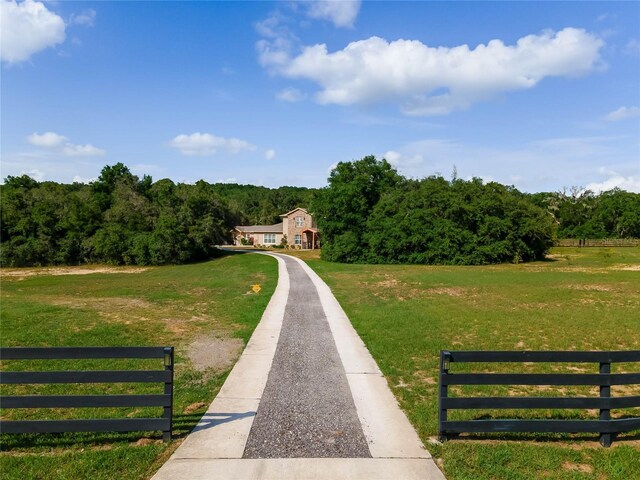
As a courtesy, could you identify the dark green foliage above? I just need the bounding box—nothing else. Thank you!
[1,163,318,267]
[3,160,638,267]
[210,183,315,225]
[1,165,236,267]
[529,188,640,239]
[312,155,402,262]
[316,157,556,264]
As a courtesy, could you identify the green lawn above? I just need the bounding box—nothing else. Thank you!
[304,247,640,480]
[0,252,277,480]
[2,248,638,479]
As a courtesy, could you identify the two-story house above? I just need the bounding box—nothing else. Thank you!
[232,208,319,249]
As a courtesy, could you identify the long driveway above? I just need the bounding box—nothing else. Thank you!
[243,255,370,458]
[152,252,445,479]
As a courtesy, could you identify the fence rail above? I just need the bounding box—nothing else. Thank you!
[0,346,174,441]
[555,238,640,247]
[438,350,640,447]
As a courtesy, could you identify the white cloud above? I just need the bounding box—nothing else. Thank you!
[276,87,306,102]
[169,132,256,156]
[604,106,640,122]
[72,175,97,184]
[262,28,604,115]
[596,13,614,23]
[305,1,361,28]
[380,134,639,192]
[130,163,164,177]
[27,131,105,156]
[265,149,276,160]
[383,150,423,167]
[625,38,640,55]
[255,2,360,69]
[28,131,67,147]
[63,143,105,157]
[585,176,640,193]
[20,168,44,181]
[1,0,66,63]
[216,177,238,184]
[69,9,96,27]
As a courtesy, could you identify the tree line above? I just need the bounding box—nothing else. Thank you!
[0,163,313,267]
[312,156,640,265]
[1,160,638,267]
[529,187,640,239]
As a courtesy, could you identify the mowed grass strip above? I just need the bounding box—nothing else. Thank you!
[304,247,640,480]
[0,252,277,480]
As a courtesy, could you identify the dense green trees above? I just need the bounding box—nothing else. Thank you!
[1,164,318,267]
[364,177,556,264]
[2,165,210,266]
[1,160,638,267]
[312,156,402,262]
[529,188,640,239]
[314,157,638,265]
[211,184,315,225]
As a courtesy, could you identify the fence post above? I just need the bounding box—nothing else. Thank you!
[599,360,612,447]
[438,350,451,441]
[163,347,174,442]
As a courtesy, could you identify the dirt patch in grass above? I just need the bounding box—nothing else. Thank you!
[613,384,640,396]
[426,286,468,297]
[453,436,640,450]
[374,278,403,289]
[567,284,611,291]
[183,402,208,414]
[562,462,593,473]
[187,335,243,372]
[371,276,473,301]
[50,296,153,311]
[47,296,157,323]
[413,370,438,384]
[132,438,162,447]
[0,266,149,278]
[522,265,611,274]
[372,277,422,301]
[611,264,640,271]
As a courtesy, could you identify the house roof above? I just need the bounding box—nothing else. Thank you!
[279,207,309,217]
[234,223,283,233]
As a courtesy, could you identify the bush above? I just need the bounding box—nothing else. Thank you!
[316,158,557,265]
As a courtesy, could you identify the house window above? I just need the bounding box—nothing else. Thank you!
[295,216,304,227]
[294,234,302,245]
[264,233,276,244]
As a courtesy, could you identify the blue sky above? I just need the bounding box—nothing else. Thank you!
[2,1,639,192]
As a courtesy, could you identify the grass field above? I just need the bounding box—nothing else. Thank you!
[302,247,640,479]
[2,247,639,479]
[0,252,277,480]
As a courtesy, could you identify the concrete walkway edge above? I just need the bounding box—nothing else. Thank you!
[152,253,446,479]
[286,256,435,461]
[153,254,289,464]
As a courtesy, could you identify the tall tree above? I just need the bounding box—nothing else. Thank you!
[313,155,403,262]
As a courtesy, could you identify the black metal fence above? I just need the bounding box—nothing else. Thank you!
[438,350,640,447]
[0,346,174,441]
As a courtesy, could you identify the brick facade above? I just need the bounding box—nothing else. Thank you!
[233,208,318,249]
[281,208,317,249]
